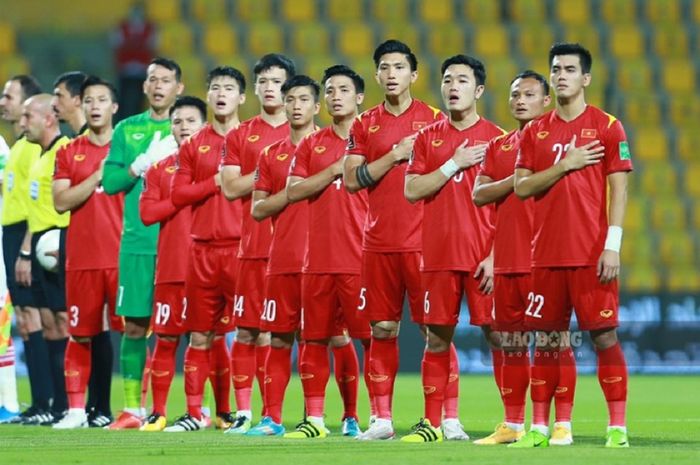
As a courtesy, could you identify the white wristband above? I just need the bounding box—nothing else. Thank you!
[604,225,623,253]
[439,158,460,178]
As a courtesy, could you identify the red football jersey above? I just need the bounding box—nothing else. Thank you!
[172,124,241,243]
[290,126,368,274]
[515,105,634,267]
[408,118,505,271]
[141,154,192,284]
[224,116,289,259]
[254,136,308,275]
[479,130,534,274]
[346,100,444,252]
[54,135,123,271]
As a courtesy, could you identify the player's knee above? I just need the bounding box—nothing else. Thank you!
[72,336,91,344]
[426,333,450,353]
[124,317,149,338]
[158,334,179,343]
[235,327,258,344]
[371,320,399,339]
[189,331,212,349]
[482,326,502,349]
[256,330,271,346]
[590,328,618,350]
[329,334,349,347]
[270,332,294,349]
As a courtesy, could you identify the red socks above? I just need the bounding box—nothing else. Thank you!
[332,343,359,420]
[360,339,375,417]
[300,343,330,418]
[263,346,292,424]
[65,339,91,409]
[443,343,460,419]
[530,349,559,426]
[597,343,628,426]
[501,350,530,424]
[231,341,256,412]
[184,346,210,419]
[555,346,577,423]
[369,336,399,419]
[256,344,270,395]
[422,349,450,426]
[491,349,504,390]
[150,337,178,416]
[209,337,231,414]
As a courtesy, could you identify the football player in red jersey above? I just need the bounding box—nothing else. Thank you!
[138,96,207,431]
[220,54,295,433]
[343,40,444,440]
[403,54,506,442]
[284,65,370,438]
[242,75,319,437]
[52,76,124,429]
[472,70,559,444]
[510,43,632,449]
[167,67,247,432]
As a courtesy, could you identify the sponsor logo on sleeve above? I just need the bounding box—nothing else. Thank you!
[619,141,631,160]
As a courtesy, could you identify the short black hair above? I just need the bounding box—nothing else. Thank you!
[9,75,42,101]
[510,70,550,95]
[322,65,365,94]
[80,75,119,101]
[150,57,182,82]
[549,42,593,74]
[281,75,320,102]
[53,71,87,97]
[373,39,418,72]
[169,95,207,121]
[253,54,296,80]
[440,54,486,86]
[207,66,246,93]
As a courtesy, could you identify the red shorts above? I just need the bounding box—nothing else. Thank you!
[360,251,423,324]
[260,273,301,333]
[184,241,238,333]
[233,258,267,330]
[422,270,493,327]
[301,273,371,341]
[151,283,186,336]
[66,268,123,337]
[493,273,531,332]
[525,267,619,331]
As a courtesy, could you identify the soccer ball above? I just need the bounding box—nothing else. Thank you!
[35,229,60,272]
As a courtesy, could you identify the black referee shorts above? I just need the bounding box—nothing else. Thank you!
[1,221,36,307]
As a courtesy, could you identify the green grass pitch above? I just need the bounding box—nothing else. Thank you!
[3,375,698,464]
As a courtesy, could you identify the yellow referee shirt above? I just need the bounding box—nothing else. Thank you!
[27,135,71,233]
[1,136,41,226]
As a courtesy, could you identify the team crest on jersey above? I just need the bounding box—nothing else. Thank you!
[413,121,428,131]
[165,166,177,174]
[132,133,145,140]
[501,144,514,152]
[276,153,289,161]
[369,125,380,133]
[73,154,86,161]
[431,139,444,147]
[537,131,549,139]
[581,128,597,138]
[247,135,260,142]
[198,145,211,153]
[314,145,326,154]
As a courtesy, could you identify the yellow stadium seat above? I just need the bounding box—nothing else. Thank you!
[327,0,364,21]
[601,0,637,23]
[246,22,284,57]
[145,0,180,22]
[515,24,555,60]
[234,0,272,21]
[659,231,695,266]
[348,57,383,107]
[471,24,509,58]
[304,55,338,83]
[621,93,662,126]
[158,21,194,56]
[208,54,251,85]
[621,265,661,293]
[290,23,330,56]
[378,22,421,54]
[668,93,700,126]
[202,22,238,60]
[621,231,655,266]
[417,0,454,23]
[652,24,690,58]
[651,196,686,231]
[372,0,410,22]
[510,0,547,23]
[0,23,16,56]
[644,0,681,23]
[0,55,29,83]
[521,57,551,79]
[173,54,206,92]
[553,0,592,25]
[608,24,645,58]
[426,23,466,58]
[623,197,649,234]
[666,265,700,293]
[693,200,700,229]
[684,163,700,198]
[462,0,501,22]
[633,127,669,163]
[336,22,375,58]
[191,0,227,22]
[661,59,696,95]
[280,0,317,22]
[616,59,653,92]
[560,24,601,56]
[676,126,700,161]
[640,162,676,196]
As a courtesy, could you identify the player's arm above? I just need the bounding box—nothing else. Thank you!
[286,158,342,202]
[221,165,253,200]
[52,171,102,214]
[170,147,219,208]
[474,245,494,294]
[598,171,628,284]
[251,189,287,221]
[472,174,514,206]
[102,124,139,194]
[15,229,32,286]
[514,135,605,199]
[343,133,417,193]
[139,165,176,226]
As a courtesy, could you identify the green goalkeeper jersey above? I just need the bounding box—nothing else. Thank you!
[103,110,171,255]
